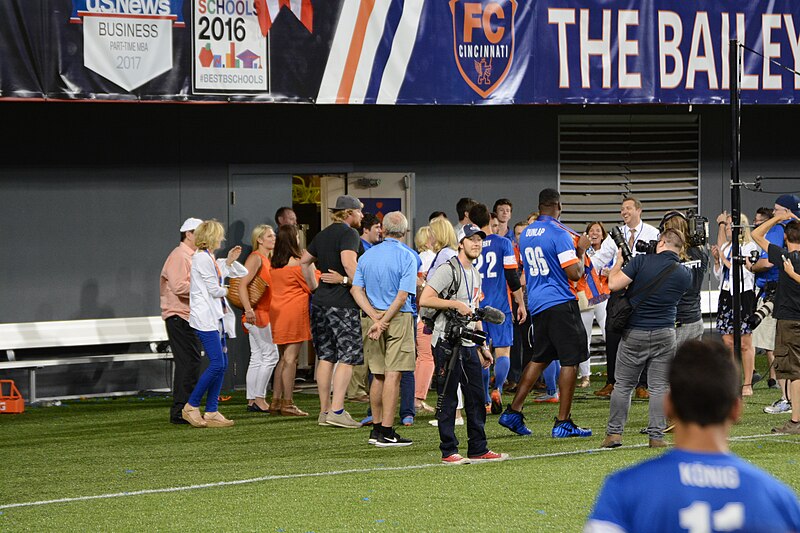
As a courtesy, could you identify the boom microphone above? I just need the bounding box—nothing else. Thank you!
[476,306,506,325]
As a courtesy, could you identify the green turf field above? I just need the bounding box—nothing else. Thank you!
[1,364,798,532]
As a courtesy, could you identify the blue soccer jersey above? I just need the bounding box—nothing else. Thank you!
[518,215,579,316]
[474,234,516,314]
[586,449,800,533]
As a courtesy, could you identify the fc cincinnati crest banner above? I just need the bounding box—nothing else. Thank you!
[3,0,800,104]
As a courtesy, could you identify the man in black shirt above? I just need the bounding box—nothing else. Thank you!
[301,195,365,429]
[752,207,800,435]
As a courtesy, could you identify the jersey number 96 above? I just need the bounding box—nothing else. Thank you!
[524,246,550,277]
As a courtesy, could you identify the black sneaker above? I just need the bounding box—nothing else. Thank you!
[768,378,779,389]
[752,371,763,386]
[375,430,412,447]
[368,428,379,445]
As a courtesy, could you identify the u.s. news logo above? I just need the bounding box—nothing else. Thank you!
[449,0,517,99]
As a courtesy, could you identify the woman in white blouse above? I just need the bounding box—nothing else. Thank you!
[712,212,759,396]
[182,220,246,427]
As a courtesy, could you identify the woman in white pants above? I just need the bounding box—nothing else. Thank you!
[578,222,611,387]
[240,224,279,413]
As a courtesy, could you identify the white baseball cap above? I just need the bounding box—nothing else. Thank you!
[180,217,203,232]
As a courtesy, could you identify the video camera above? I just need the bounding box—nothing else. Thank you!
[686,209,709,247]
[442,306,505,346]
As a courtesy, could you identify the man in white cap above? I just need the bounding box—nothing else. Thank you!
[160,217,204,425]
[301,195,365,428]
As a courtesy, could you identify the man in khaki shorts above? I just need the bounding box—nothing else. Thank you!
[752,200,800,434]
[351,211,418,447]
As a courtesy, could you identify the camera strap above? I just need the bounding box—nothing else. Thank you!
[422,256,462,326]
[624,262,679,309]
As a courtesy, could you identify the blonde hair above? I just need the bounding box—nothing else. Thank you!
[250,224,274,252]
[415,226,433,252]
[738,213,753,244]
[430,218,457,252]
[661,215,689,260]
[194,220,225,251]
[330,208,357,223]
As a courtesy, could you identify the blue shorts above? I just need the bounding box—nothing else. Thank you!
[484,312,513,348]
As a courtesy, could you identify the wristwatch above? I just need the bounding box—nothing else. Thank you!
[341,276,349,286]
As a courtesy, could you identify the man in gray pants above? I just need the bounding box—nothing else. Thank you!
[601,229,692,448]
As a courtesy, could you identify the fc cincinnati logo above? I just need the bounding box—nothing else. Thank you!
[449,0,517,98]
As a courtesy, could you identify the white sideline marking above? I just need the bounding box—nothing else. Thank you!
[0,433,792,510]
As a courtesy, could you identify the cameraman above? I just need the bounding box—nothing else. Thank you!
[601,229,691,448]
[419,224,508,464]
[659,211,709,345]
[592,197,660,399]
[752,202,800,435]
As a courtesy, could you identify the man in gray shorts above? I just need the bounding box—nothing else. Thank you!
[301,195,365,428]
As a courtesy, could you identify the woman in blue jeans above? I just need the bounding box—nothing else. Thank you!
[182,219,247,428]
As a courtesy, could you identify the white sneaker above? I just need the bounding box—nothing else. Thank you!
[764,399,792,414]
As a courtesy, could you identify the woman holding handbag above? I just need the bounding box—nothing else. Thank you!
[240,224,280,413]
[182,220,246,428]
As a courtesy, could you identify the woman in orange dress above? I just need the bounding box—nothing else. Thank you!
[268,224,319,416]
[240,224,279,413]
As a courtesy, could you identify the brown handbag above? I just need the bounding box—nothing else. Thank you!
[227,275,268,310]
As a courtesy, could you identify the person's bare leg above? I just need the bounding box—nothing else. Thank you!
[316,360,334,413]
[510,361,548,411]
[370,374,385,426]
[271,348,285,402]
[741,335,755,396]
[767,350,777,381]
[330,363,354,412]
[281,342,301,402]
[381,371,401,427]
[790,380,800,422]
[557,364,578,421]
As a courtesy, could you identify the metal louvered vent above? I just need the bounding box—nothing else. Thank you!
[558,115,700,229]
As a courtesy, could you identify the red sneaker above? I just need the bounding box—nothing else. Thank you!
[468,450,509,462]
[442,453,471,465]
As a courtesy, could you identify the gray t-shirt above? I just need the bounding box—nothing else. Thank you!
[425,256,482,346]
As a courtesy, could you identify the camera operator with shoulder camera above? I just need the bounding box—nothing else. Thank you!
[752,198,800,435]
[601,229,692,449]
[419,223,508,464]
[659,210,709,346]
[591,197,660,399]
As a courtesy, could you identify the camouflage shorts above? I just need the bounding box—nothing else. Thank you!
[310,305,364,365]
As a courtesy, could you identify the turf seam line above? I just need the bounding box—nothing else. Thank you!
[0,433,791,510]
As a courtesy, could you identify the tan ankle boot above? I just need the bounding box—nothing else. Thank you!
[269,398,282,415]
[280,400,308,417]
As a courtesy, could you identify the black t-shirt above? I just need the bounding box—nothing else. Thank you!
[676,246,709,323]
[768,243,800,320]
[622,251,692,330]
[307,222,361,308]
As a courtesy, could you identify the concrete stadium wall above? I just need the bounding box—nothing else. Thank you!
[2,102,798,325]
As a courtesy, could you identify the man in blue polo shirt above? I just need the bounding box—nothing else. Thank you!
[586,339,800,533]
[351,211,418,447]
[603,228,691,448]
[499,188,592,438]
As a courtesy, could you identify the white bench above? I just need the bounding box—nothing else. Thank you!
[0,317,172,403]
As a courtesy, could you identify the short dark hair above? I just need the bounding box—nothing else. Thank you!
[785,220,800,244]
[755,207,774,220]
[660,228,686,250]
[538,188,560,207]
[468,203,491,228]
[275,206,294,223]
[493,198,512,212]
[669,340,739,426]
[180,230,191,242]
[456,197,477,220]
[428,211,447,221]
[360,212,381,234]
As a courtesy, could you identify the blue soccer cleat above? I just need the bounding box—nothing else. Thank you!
[498,407,532,436]
[552,416,592,438]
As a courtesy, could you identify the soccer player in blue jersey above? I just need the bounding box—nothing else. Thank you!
[586,339,800,533]
[468,203,527,414]
[498,188,592,438]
